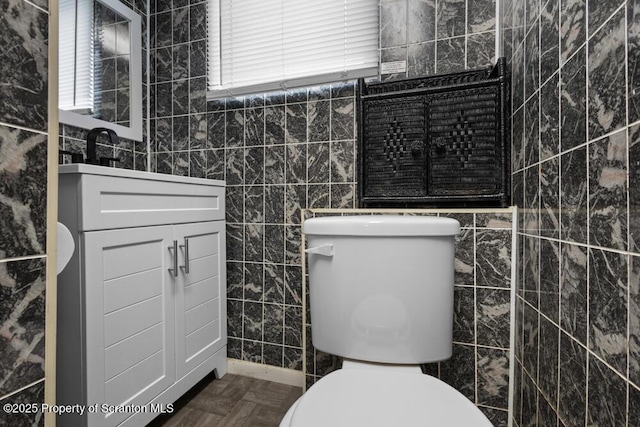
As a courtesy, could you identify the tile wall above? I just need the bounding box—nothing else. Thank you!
[0,0,49,425]
[303,208,514,426]
[504,0,640,424]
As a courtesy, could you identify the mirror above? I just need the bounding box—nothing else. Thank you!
[58,0,142,141]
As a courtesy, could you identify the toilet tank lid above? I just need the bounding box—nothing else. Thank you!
[303,215,460,236]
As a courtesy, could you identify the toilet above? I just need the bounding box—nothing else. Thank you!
[280,215,493,426]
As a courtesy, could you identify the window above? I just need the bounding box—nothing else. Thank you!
[207,0,378,98]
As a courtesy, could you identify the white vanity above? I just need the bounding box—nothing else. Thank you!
[57,165,227,427]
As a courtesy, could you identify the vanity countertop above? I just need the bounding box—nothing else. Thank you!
[59,164,225,187]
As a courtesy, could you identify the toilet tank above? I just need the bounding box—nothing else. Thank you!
[303,215,460,364]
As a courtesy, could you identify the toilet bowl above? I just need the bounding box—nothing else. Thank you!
[280,361,492,426]
[284,216,495,426]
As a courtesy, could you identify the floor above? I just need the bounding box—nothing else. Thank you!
[148,374,302,427]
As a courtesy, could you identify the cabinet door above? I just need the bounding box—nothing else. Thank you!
[83,226,176,427]
[174,221,227,379]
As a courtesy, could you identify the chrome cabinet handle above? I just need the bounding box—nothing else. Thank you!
[168,240,178,277]
[180,238,190,274]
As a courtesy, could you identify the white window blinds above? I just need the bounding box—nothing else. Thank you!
[59,0,95,112]
[207,0,378,97]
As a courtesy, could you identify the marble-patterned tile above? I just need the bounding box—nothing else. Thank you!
[558,332,587,426]
[330,99,355,141]
[265,106,286,145]
[243,300,263,342]
[285,185,306,226]
[476,230,512,288]
[225,148,244,186]
[263,303,284,345]
[524,19,539,101]
[172,6,189,45]
[512,107,525,172]
[285,224,302,265]
[439,343,476,401]
[0,1,48,132]
[540,73,560,162]
[308,101,330,143]
[172,43,189,80]
[453,286,474,344]
[477,347,510,409]
[330,184,355,209]
[186,115,206,153]
[522,302,539,379]
[540,158,560,239]
[264,145,285,185]
[245,107,264,146]
[538,315,559,406]
[0,258,45,396]
[308,85,330,102]
[587,353,627,426]
[0,126,47,259]
[480,407,509,427]
[227,337,241,360]
[630,125,640,253]
[207,111,225,148]
[512,44,525,111]
[205,148,225,181]
[631,255,640,385]
[408,0,436,43]
[629,0,640,123]
[172,116,189,151]
[512,361,523,425]
[244,224,264,263]
[226,110,245,148]
[242,339,263,364]
[263,343,284,368]
[560,0,585,63]
[284,347,303,371]
[539,238,560,323]
[475,212,512,229]
[521,370,538,427]
[525,98,540,172]
[0,380,44,427]
[307,143,330,184]
[315,350,341,377]
[155,11,172,48]
[264,225,285,265]
[466,32,495,70]
[407,42,435,78]
[244,185,264,224]
[286,144,307,184]
[476,288,511,349]
[190,40,207,78]
[589,248,628,376]
[454,229,473,287]
[560,243,587,345]
[436,37,466,74]
[330,140,355,183]
[225,186,243,224]
[307,184,329,209]
[154,152,173,175]
[524,166,540,236]
[245,147,265,186]
[227,261,243,300]
[284,265,303,306]
[380,47,408,81]
[286,89,307,104]
[156,82,172,118]
[264,262,284,304]
[588,9,627,141]
[189,2,207,41]
[468,0,496,34]
[265,185,285,225]
[437,0,466,38]
[560,47,587,152]
[444,212,474,228]
[227,299,243,337]
[589,131,628,251]
[540,0,559,83]
[331,81,356,99]
[560,146,588,244]
[243,262,263,302]
[537,391,558,427]
[172,79,189,116]
[589,0,625,38]
[189,150,206,178]
[380,0,407,48]
[284,306,302,348]
[286,104,307,144]
[246,94,265,108]
[226,223,243,262]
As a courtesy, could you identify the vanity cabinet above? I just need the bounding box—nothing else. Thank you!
[57,165,226,427]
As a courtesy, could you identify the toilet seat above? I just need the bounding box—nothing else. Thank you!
[289,369,493,427]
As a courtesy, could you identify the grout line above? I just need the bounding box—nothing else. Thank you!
[0,254,47,264]
[473,213,479,406]
[0,378,45,402]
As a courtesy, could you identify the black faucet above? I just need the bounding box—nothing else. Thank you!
[86,127,119,166]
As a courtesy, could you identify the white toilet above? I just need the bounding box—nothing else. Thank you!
[280,215,493,426]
